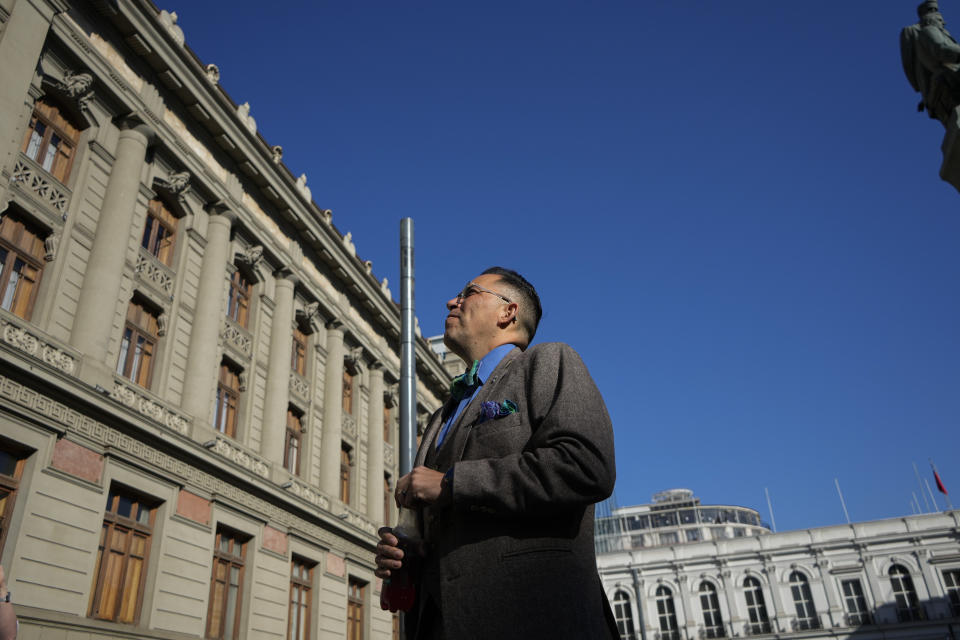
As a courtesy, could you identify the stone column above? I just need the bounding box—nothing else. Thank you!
[718,570,740,635]
[0,0,64,181]
[72,121,153,370]
[365,363,385,523]
[260,272,297,468]
[814,556,843,627]
[762,563,787,633]
[319,323,345,499]
[180,208,235,424]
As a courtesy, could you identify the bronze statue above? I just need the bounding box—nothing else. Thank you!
[901,0,960,124]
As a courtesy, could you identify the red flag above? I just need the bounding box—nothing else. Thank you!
[933,467,948,495]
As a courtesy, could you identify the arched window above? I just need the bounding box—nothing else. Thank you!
[743,576,771,634]
[889,564,922,622]
[789,571,819,630]
[611,590,635,640]
[655,585,680,640]
[699,582,725,638]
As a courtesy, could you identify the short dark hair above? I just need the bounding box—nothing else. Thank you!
[482,266,542,342]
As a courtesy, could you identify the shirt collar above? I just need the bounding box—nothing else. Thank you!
[475,343,516,385]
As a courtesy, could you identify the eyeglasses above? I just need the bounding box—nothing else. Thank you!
[455,282,512,305]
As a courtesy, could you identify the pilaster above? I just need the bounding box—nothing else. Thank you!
[260,271,297,470]
[365,363,385,524]
[319,322,345,498]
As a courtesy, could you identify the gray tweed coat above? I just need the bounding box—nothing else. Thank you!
[409,342,618,640]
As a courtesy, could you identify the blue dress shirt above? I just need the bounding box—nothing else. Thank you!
[435,343,515,449]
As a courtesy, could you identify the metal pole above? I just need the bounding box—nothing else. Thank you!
[834,478,851,524]
[924,478,940,512]
[764,487,777,533]
[914,462,931,512]
[399,218,416,476]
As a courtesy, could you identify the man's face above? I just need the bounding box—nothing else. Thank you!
[443,274,511,359]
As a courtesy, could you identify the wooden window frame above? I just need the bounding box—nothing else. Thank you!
[206,527,247,640]
[383,405,392,443]
[0,442,28,558]
[226,270,251,328]
[340,444,352,505]
[88,486,156,624]
[284,407,303,476]
[0,214,45,320]
[346,578,365,640]
[288,557,314,640]
[21,100,80,183]
[214,362,241,437]
[291,327,307,376]
[116,299,159,388]
[342,368,354,415]
[141,199,178,267]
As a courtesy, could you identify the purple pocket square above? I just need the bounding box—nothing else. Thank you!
[478,400,519,423]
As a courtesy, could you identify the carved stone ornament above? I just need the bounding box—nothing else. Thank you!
[363,259,373,274]
[44,234,57,262]
[344,345,363,374]
[901,0,960,125]
[318,208,332,223]
[164,170,190,194]
[384,388,398,408]
[159,10,185,46]
[238,371,248,392]
[236,102,256,134]
[296,174,311,202]
[58,70,93,97]
[381,277,392,298]
[237,245,264,271]
[296,301,321,332]
[157,312,168,337]
[271,145,283,164]
[205,63,220,84]
[342,231,356,256]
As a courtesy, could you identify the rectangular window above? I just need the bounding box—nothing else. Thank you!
[291,327,307,376]
[207,527,247,640]
[943,569,960,617]
[342,369,354,414]
[226,270,251,328]
[284,408,303,475]
[116,300,159,388]
[346,578,364,640]
[0,442,28,557]
[21,100,79,183]
[0,215,45,320]
[841,578,869,625]
[141,199,177,266]
[340,445,351,505]
[88,486,156,623]
[214,363,241,437]
[289,557,313,640]
[685,528,702,542]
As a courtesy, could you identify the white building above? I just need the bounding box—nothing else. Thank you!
[597,493,960,639]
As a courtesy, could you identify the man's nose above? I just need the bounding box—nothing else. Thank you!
[446,297,460,310]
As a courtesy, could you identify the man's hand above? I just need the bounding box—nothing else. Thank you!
[395,466,448,508]
[374,527,404,579]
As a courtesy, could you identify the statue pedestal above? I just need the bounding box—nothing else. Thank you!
[940,107,960,193]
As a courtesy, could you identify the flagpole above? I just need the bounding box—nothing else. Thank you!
[912,492,922,514]
[924,478,940,512]
[913,462,931,512]
[835,478,851,524]
[764,487,777,533]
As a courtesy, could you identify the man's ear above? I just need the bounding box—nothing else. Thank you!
[498,302,519,328]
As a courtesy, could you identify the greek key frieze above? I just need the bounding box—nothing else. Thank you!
[285,480,331,512]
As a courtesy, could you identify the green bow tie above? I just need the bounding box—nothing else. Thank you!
[449,360,480,401]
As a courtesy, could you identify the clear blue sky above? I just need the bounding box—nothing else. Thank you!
[171,1,959,532]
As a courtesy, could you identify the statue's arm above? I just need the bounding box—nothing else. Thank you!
[921,25,960,63]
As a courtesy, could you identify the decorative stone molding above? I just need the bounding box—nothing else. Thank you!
[363,259,373,274]
[344,345,363,374]
[12,156,70,214]
[380,277,392,299]
[296,301,321,333]
[157,312,168,337]
[237,371,248,392]
[384,442,395,467]
[284,479,330,512]
[44,234,58,262]
[237,102,256,134]
[236,245,263,272]
[220,318,252,357]
[384,388,398,408]
[0,314,77,375]
[134,250,175,297]
[340,507,378,536]
[296,174,311,202]
[57,70,93,97]
[158,10,185,45]
[342,231,355,256]
[156,169,190,196]
[209,437,268,477]
[0,374,376,557]
[205,63,220,84]
[290,371,309,400]
[110,379,189,434]
[271,145,283,164]
[342,412,357,439]
[318,208,332,224]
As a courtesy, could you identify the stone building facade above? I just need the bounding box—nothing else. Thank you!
[598,502,960,640]
[0,1,450,638]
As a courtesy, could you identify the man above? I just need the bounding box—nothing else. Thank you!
[901,0,960,123]
[375,267,618,640]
